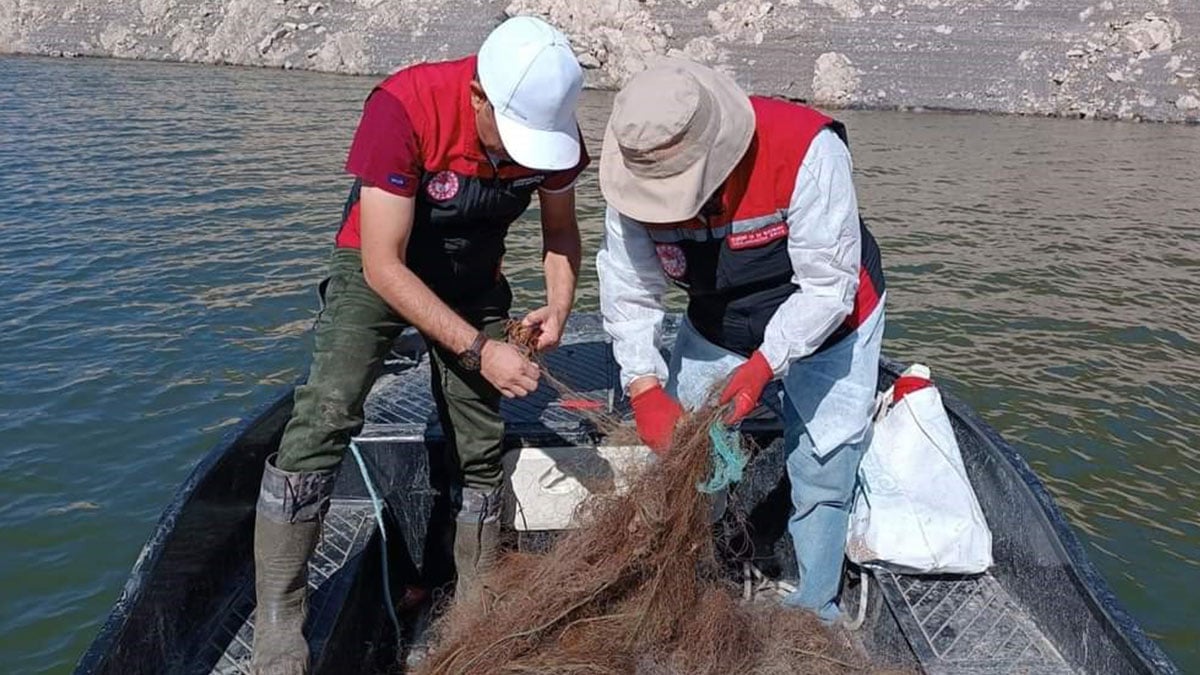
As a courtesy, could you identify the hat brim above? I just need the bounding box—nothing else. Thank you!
[600,59,755,223]
[495,112,581,172]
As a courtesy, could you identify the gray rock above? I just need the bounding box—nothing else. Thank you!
[1176,94,1200,111]
[5,0,1200,122]
[812,52,860,106]
[258,26,288,55]
[1119,14,1177,54]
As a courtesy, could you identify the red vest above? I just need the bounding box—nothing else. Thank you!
[642,97,884,355]
[335,57,561,302]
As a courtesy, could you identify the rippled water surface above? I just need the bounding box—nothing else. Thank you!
[1,56,1197,673]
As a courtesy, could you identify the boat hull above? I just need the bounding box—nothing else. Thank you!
[74,314,1178,674]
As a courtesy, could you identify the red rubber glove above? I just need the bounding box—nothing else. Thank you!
[718,351,774,424]
[630,383,684,454]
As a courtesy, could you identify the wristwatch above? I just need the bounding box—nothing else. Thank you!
[458,331,489,371]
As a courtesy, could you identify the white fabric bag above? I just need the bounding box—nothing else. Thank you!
[846,364,993,574]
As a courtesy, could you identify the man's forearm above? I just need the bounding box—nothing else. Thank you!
[365,259,477,354]
[597,205,671,393]
[542,226,580,316]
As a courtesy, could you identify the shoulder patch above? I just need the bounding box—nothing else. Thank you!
[655,243,688,280]
[426,171,460,201]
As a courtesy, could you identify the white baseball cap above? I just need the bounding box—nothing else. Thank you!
[477,16,583,171]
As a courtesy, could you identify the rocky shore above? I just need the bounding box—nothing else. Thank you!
[2,0,1197,122]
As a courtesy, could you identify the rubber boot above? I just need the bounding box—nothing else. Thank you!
[250,454,337,675]
[453,486,502,604]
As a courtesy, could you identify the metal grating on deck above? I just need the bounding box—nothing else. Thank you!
[875,571,1075,674]
[361,321,622,440]
[189,500,376,675]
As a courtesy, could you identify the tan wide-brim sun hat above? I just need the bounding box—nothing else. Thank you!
[600,58,755,223]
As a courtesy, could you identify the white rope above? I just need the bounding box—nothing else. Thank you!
[741,561,797,602]
[349,441,403,642]
[845,570,870,631]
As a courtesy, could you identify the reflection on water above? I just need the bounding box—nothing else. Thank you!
[0,56,1197,673]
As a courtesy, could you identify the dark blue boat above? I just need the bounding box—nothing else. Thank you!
[73,315,1179,674]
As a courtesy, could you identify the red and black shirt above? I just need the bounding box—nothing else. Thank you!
[339,56,589,302]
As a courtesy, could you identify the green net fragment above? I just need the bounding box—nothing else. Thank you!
[697,422,747,494]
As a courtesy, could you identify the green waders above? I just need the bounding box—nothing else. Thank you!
[250,248,509,674]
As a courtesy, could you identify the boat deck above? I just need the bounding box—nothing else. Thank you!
[195,499,377,675]
[876,572,1070,674]
[204,315,1074,674]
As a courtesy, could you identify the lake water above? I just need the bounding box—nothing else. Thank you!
[0,55,1197,673]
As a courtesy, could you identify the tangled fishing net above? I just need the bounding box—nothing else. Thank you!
[412,323,875,674]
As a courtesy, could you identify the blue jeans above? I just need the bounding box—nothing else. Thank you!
[666,301,886,622]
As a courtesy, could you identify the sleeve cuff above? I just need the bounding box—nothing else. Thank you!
[538,178,577,195]
[758,339,791,377]
[352,173,419,198]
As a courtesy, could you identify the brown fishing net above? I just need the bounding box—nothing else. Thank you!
[503,319,542,357]
[412,324,875,674]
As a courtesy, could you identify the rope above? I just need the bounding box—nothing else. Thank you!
[741,561,797,601]
[348,441,403,642]
[697,422,748,494]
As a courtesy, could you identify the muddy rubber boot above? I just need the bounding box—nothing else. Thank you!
[453,486,502,604]
[250,454,337,675]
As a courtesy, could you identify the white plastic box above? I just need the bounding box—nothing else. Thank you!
[501,445,655,531]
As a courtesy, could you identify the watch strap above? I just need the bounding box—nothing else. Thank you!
[469,331,488,356]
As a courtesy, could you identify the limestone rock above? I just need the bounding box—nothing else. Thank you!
[506,0,670,87]
[1118,14,1178,54]
[1176,94,1200,111]
[814,0,864,20]
[668,36,727,67]
[258,26,288,55]
[4,0,1199,123]
[812,52,860,106]
[707,1,774,43]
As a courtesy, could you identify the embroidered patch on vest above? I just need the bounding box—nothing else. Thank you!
[727,222,788,250]
[655,243,687,279]
[426,170,460,201]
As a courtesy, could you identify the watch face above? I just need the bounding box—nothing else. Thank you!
[459,350,481,371]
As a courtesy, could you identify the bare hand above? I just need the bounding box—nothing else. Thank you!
[481,340,541,398]
[522,306,567,353]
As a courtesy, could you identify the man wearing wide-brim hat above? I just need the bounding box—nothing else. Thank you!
[597,58,886,623]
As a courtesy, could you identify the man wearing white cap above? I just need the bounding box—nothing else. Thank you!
[250,17,587,674]
[597,59,886,624]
